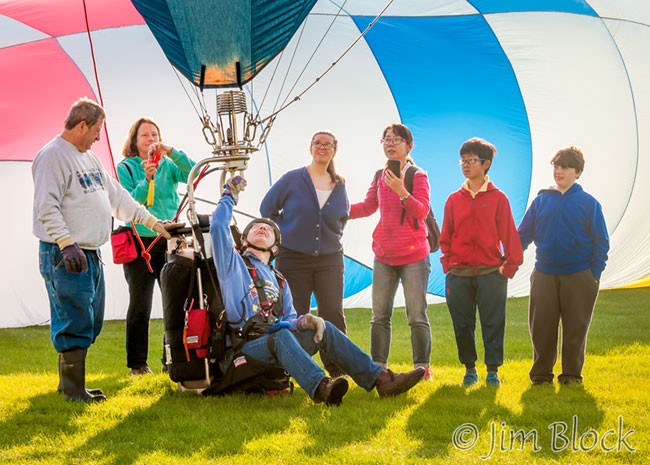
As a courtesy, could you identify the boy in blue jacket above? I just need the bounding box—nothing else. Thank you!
[518,146,609,385]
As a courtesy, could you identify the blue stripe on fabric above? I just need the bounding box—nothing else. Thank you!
[467,0,597,16]
[353,14,532,296]
[342,255,373,299]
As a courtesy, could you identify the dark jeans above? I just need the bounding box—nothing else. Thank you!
[445,271,508,370]
[123,236,166,368]
[274,247,347,375]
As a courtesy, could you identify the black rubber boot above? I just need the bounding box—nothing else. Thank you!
[57,352,105,397]
[59,349,106,403]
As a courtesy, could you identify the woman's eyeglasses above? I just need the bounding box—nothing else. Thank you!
[311,142,334,150]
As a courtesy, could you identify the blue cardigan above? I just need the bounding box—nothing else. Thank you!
[260,167,349,256]
[518,183,609,279]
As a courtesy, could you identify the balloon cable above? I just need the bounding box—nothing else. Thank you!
[260,0,395,124]
[82,0,116,176]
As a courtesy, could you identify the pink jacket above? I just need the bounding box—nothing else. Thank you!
[351,168,431,266]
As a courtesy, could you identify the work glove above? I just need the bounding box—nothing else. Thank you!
[151,221,172,240]
[297,314,326,343]
[222,175,247,204]
[267,321,291,334]
[61,243,88,273]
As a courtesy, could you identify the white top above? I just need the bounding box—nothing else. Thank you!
[315,188,333,209]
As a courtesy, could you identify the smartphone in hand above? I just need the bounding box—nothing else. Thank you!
[387,159,401,178]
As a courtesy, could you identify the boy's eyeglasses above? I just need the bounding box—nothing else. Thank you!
[458,158,486,165]
[311,142,334,150]
[381,137,405,145]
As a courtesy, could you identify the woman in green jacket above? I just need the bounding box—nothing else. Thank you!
[116,117,195,375]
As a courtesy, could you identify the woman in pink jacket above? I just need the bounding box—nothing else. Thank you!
[350,123,432,379]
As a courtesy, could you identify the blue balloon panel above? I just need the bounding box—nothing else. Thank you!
[468,0,597,15]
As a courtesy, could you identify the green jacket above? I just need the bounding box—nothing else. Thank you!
[116,149,195,236]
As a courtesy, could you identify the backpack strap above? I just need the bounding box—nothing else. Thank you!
[373,169,382,202]
[400,165,420,228]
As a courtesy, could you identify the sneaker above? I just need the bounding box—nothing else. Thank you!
[486,372,501,387]
[421,368,432,382]
[129,365,154,376]
[462,371,479,387]
[375,367,425,397]
[314,376,349,406]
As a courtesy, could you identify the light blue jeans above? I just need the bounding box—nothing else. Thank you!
[371,257,432,366]
[241,321,382,400]
[38,241,105,353]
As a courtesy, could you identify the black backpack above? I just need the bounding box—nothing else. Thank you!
[374,165,440,253]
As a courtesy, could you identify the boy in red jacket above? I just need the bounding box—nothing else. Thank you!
[440,138,523,387]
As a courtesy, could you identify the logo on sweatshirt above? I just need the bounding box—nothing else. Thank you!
[76,168,105,194]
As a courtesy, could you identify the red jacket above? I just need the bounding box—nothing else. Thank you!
[350,167,431,266]
[440,182,523,278]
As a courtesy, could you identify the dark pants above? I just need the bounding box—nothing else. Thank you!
[123,236,166,368]
[274,247,347,375]
[445,271,508,370]
[528,269,600,383]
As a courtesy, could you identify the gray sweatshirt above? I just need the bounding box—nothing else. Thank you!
[32,135,158,250]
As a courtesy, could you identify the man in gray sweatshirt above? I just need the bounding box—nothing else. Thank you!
[32,97,171,403]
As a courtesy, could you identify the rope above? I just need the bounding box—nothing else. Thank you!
[81,0,116,176]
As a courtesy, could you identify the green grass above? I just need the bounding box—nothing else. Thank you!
[0,288,648,464]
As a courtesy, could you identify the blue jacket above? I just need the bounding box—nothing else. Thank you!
[518,183,609,279]
[210,194,298,330]
[260,167,349,256]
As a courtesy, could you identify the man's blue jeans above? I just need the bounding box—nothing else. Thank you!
[371,257,432,366]
[241,321,382,399]
[38,241,105,352]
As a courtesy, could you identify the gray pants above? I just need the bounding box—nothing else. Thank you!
[528,269,600,383]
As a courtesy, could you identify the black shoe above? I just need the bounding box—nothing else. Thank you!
[314,376,349,406]
[375,367,425,397]
[129,365,154,376]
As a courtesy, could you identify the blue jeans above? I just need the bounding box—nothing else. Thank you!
[275,247,346,375]
[240,321,382,399]
[38,241,105,353]
[371,257,432,366]
[445,271,508,370]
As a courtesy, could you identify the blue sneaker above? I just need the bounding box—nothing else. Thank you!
[462,371,478,387]
[486,372,501,387]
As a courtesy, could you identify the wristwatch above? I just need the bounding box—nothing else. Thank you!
[400,193,409,203]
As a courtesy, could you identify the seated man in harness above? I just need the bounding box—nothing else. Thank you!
[210,176,425,405]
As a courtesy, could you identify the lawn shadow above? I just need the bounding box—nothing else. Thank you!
[0,372,127,458]
[71,382,396,464]
[508,383,605,459]
[407,382,512,459]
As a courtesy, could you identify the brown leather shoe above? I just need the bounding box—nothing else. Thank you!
[314,376,349,406]
[375,367,425,397]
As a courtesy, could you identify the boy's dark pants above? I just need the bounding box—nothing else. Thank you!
[528,269,599,383]
[445,271,508,370]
